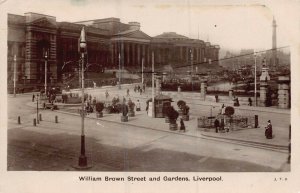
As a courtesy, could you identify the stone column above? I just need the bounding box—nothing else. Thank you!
[259,67,271,107]
[126,43,130,66]
[200,80,207,101]
[115,42,119,67]
[155,75,162,95]
[111,43,114,65]
[277,76,290,109]
[180,47,183,62]
[194,48,197,63]
[132,43,136,66]
[49,33,57,81]
[199,48,201,62]
[121,42,125,68]
[157,48,161,63]
[259,81,268,107]
[25,30,36,80]
[147,45,150,66]
[201,48,205,62]
[186,47,189,62]
[137,44,141,66]
[142,44,146,65]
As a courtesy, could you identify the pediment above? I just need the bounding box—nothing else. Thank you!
[29,17,57,28]
[115,30,151,40]
[127,30,151,40]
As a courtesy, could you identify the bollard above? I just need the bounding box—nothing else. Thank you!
[254,115,258,128]
[55,115,58,123]
[39,114,42,121]
[33,118,36,126]
[18,116,21,124]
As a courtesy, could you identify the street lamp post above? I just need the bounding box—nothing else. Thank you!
[190,48,194,90]
[210,105,215,126]
[254,51,257,106]
[142,58,144,85]
[13,54,17,97]
[44,49,48,96]
[118,53,121,89]
[78,27,88,168]
[152,51,155,118]
[36,94,39,124]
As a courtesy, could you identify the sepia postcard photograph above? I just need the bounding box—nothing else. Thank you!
[1,0,299,192]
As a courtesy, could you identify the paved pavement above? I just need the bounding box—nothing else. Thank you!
[45,85,291,150]
[7,92,290,171]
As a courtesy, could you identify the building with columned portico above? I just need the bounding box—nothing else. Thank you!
[7,12,220,88]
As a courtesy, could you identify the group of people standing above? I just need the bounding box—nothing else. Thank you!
[133,84,145,95]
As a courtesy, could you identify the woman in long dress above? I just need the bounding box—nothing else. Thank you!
[265,120,273,139]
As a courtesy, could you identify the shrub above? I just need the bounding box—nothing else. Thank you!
[182,105,189,115]
[121,104,128,116]
[95,102,104,113]
[112,97,120,105]
[128,99,135,111]
[177,100,186,108]
[224,106,235,115]
[177,100,189,115]
[165,106,179,120]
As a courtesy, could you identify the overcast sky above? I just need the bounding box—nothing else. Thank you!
[2,0,299,53]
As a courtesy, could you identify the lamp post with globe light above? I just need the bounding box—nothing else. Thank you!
[77,27,89,168]
[44,49,48,96]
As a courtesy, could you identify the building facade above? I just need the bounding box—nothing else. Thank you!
[7,12,220,86]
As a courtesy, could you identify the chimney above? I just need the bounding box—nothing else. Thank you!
[128,22,140,30]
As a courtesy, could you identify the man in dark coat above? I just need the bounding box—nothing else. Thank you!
[214,119,220,133]
[180,118,185,132]
[248,97,252,106]
[265,120,273,139]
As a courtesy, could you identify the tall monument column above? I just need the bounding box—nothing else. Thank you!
[272,17,278,69]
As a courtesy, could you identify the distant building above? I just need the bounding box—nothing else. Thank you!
[7,12,220,85]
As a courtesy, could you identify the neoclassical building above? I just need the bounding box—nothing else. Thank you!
[7,12,220,85]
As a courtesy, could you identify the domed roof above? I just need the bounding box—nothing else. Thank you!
[153,32,189,40]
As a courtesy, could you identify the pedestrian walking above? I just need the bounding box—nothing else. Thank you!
[92,97,97,110]
[220,104,225,114]
[215,94,219,103]
[248,97,252,106]
[126,88,130,96]
[136,100,141,111]
[139,88,142,95]
[214,119,220,133]
[220,118,225,132]
[146,101,149,113]
[89,94,92,103]
[105,90,109,99]
[32,94,35,102]
[233,97,240,106]
[180,118,186,132]
[265,120,273,139]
